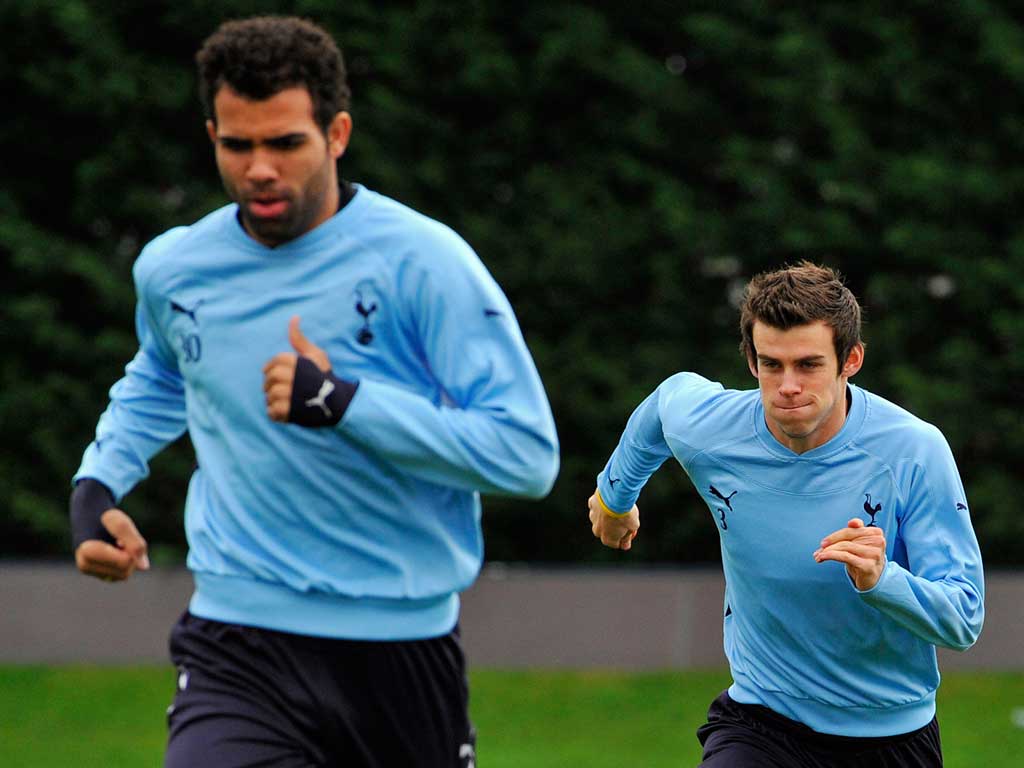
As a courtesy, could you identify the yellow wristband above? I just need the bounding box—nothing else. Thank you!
[596,489,632,518]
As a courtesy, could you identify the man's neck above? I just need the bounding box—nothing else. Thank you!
[338,179,355,211]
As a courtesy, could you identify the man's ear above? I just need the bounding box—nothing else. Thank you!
[841,343,865,379]
[206,119,217,144]
[327,111,353,159]
[747,356,759,379]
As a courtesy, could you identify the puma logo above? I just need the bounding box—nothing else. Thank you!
[170,299,202,325]
[709,485,737,511]
[305,379,335,418]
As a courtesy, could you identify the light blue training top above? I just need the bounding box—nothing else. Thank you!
[76,185,559,640]
[597,372,983,737]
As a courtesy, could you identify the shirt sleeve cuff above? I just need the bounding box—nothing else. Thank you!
[595,489,632,518]
[852,558,892,596]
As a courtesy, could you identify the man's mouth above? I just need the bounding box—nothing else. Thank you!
[247,197,289,219]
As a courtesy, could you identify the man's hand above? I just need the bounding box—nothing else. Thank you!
[588,490,639,551]
[262,316,332,422]
[74,509,150,582]
[814,518,886,590]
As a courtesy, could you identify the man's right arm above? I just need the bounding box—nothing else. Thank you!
[71,478,151,580]
[72,294,188,580]
[595,386,675,513]
[589,383,676,549]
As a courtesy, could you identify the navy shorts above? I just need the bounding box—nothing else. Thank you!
[164,612,476,768]
[697,691,942,767]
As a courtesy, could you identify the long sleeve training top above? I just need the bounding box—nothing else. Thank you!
[597,372,983,737]
[76,185,559,640]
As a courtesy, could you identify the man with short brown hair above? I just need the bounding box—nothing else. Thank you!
[589,262,982,766]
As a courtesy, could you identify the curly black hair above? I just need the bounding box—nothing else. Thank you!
[196,16,350,133]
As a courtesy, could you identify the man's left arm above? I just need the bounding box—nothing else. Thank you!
[355,245,560,498]
[264,239,559,499]
[817,431,984,651]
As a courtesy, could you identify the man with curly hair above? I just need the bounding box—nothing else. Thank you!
[71,15,559,767]
[588,262,983,767]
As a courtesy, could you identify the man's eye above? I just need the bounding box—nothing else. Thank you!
[221,139,251,152]
[268,137,304,150]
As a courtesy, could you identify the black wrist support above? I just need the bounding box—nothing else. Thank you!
[70,478,117,550]
[289,356,359,428]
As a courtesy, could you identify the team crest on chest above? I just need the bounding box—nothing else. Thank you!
[353,280,381,345]
[862,493,882,527]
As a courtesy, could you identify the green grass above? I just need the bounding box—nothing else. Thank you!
[1,666,1021,767]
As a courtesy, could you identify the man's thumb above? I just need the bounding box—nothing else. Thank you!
[289,316,315,355]
[848,517,865,529]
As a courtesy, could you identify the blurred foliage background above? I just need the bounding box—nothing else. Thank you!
[2,0,1022,565]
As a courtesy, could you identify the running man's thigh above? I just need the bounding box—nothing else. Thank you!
[698,718,798,766]
[164,612,476,768]
[165,703,317,768]
[697,691,800,767]
[697,690,943,768]
[827,717,942,768]
[164,613,323,768]
[316,626,477,767]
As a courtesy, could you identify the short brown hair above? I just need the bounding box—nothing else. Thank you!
[196,16,350,133]
[739,262,862,367]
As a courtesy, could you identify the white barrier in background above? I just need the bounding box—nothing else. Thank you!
[1,562,1020,669]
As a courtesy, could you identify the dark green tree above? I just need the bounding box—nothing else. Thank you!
[3,1,1021,564]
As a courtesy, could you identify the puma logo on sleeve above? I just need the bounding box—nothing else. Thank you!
[305,379,336,419]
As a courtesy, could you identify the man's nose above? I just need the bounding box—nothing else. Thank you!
[779,369,802,395]
[246,148,279,183]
